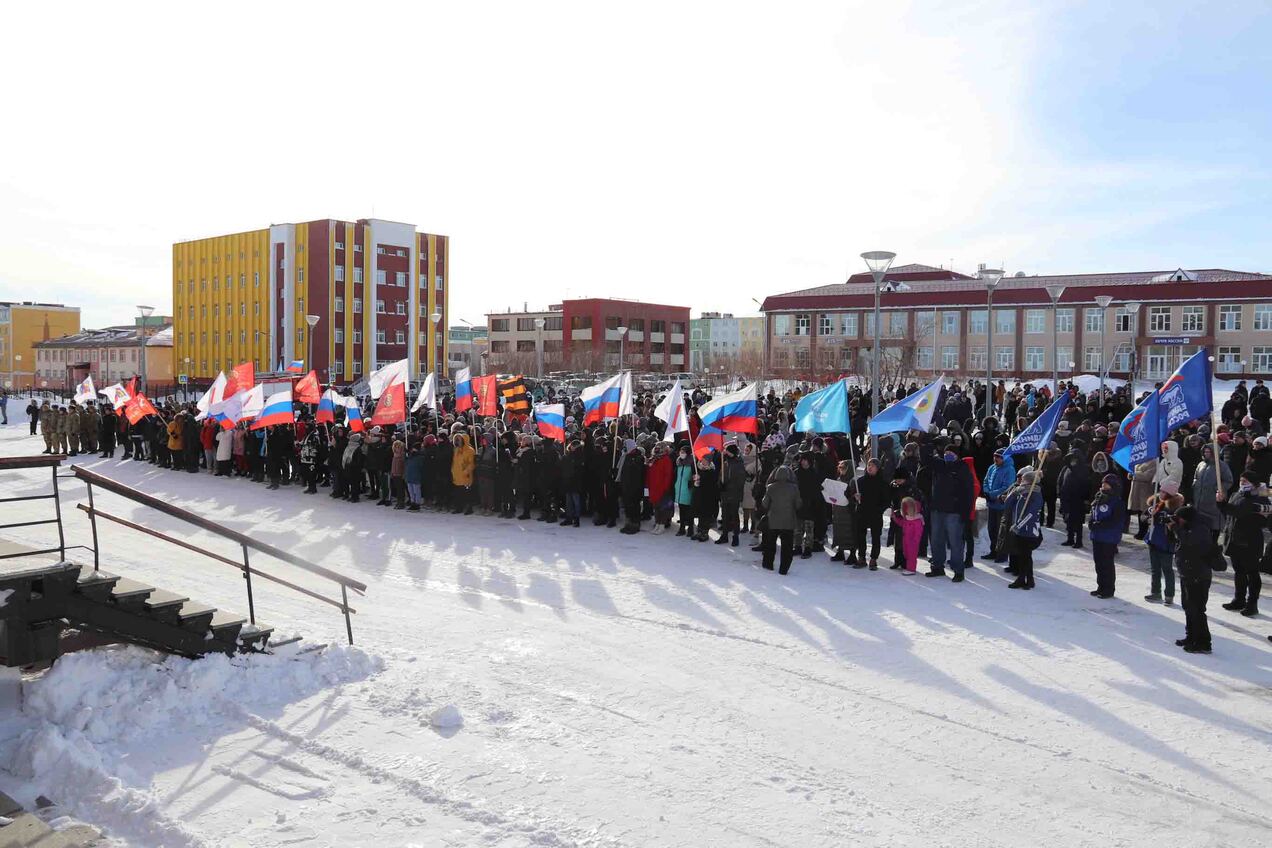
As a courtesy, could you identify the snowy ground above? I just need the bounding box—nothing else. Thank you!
[0,422,1270,847]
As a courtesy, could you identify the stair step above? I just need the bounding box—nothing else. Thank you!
[143,589,190,612]
[208,610,247,644]
[237,623,274,650]
[108,577,154,609]
[75,570,120,602]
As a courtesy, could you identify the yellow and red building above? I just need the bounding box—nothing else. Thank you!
[1,301,81,390]
[173,218,449,383]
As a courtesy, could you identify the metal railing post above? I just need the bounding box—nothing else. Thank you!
[342,585,353,645]
[86,480,100,572]
[242,543,256,625]
[51,465,65,561]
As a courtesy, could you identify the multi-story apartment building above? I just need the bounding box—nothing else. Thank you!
[689,312,765,374]
[173,218,449,384]
[0,301,81,390]
[485,299,691,375]
[761,263,1272,382]
[33,321,174,391]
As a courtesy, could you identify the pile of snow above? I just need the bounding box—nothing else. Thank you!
[428,703,463,729]
[2,644,381,846]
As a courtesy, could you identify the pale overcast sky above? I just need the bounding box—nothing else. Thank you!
[1,1,1268,329]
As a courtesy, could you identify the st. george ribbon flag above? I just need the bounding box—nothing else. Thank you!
[1005,393,1070,456]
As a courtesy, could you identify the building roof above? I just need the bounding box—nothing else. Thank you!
[762,265,1272,311]
[35,325,174,348]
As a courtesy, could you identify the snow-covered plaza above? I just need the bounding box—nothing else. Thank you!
[1,423,1270,847]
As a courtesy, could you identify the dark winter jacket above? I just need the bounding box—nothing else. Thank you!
[762,466,802,531]
[1088,483,1125,544]
[926,455,974,517]
[1218,486,1271,555]
[720,453,747,504]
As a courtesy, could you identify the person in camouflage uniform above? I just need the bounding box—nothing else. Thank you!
[39,401,55,453]
[66,402,81,456]
[54,406,70,455]
[80,401,98,453]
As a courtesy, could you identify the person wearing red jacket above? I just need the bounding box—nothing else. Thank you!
[961,456,982,572]
[646,442,675,534]
[200,419,218,474]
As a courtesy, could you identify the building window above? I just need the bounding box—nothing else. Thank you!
[916,313,935,337]
[436,275,444,290]
[1114,308,1133,333]
[819,314,833,336]
[334,328,344,344]
[490,318,509,332]
[1054,308,1074,333]
[968,310,987,335]
[889,313,907,337]
[491,340,509,353]
[376,246,386,255]
[1057,346,1073,369]
[544,316,562,331]
[1025,310,1045,334]
[297,329,304,343]
[395,330,405,344]
[1148,306,1171,333]
[1219,305,1241,332]
[352,361,362,375]
[335,241,345,250]
[916,347,933,369]
[331,361,343,376]
[353,267,364,283]
[353,298,362,313]
[1084,345,1102,371]
[1255,305,1272,331]
[994,347,1014,370]
[376,330,387,344]
[1182,305,1204,335]
[298,268,304,283]
[773,315,792,336]
[794,348,810,369]
[396,302,405,315]
[335,296,344,312]
[254,303,260,316]
[840,313,858,337]
[353,330,362,344]
[354,244,363,253]
[297,297,304,313]
[994,310,1015,335]
[794,314,810,336]
[240,303,246,316]
[392,271,404,286]
[375,299,385,314]
[335,266,345,282]
[1025,346,1044,370]
[941,346,958,369]
[570,315,593,330]
[1217,346,1241,373]
[516,318,539,332]
[517,340,536,352]
[1254,347,1272,373]
[942,312,958,335]
[375,269,387,285]
[254,272,260,287]
[1084,308,1104,334]
[239,274,245,288]
[969,346,986,370]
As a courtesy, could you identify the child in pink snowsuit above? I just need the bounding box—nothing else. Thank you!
[894,497,924,573]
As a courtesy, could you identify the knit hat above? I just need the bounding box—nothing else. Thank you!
[1256,437,1269,448]
[1102,473,1119,487]
[1018,470,1037,485]
[1159,479,1180,495]
[993,448,1006,458]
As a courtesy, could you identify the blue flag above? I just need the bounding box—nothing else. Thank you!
[1157,349,1213,438]
[1005,393,1070,457]
[794,380,850,433]
[867,376,945,435]
[1111,389,1162,471]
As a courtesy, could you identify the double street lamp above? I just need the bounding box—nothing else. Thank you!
[137,304,154,393]
[862,250,896,457]
[1045,284,1066,395]
[980,269,1004,421]
[534,317,546,376]
[1095,295,1113,408]
[305,314,320,379]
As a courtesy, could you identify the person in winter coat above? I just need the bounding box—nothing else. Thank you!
[214,425,235,476]
[674,445,697,537]
[1058,449,1091,548]
[1192,445,1233,540]
[761,465,801,574]
[201,420,218,474]
[475,435,498,514]
[645,442,674,533]
[389,437,407,507]
[1128,456,1158,539]
[981,449,1016,563]
[1217,472,1271,616]
[741,439,760,536]
[558,439,584,526]
[166,414,185,470]
[1002,471,1044,590]
[717,444,746,546]
[1088,473,1125,598]
[1153,439,1183,492]
[1144,481,1183,603]
[829,460,857,564]
[1040,445,1063,528]
[450,433,476,514]
[851,458,887,569]
[618,440,646,534]
[925,446,975,582]
[886,467,922,570]
[960,456,982,573]
[892,496,924,574]
[98,407,118,457]
[693,454,720,542]
[405,440,425,510]
[342,432,365,503]
[1171,505,1215,653]
[536,438,562,522]
[1178,434,1203,503]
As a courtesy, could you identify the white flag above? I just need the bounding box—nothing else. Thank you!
[73,375,96,404]
[196,371,228,419]
[411,372,438,413]
[654,377,688,442]
[99,383,130,410]
[238,385,265,421]
[618,371,634,417]
[208,391,244,427]
[368,358,410,400]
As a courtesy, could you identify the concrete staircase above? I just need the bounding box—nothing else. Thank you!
[0,791,103,848]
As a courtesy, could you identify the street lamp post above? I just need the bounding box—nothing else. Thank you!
[1045,284,1066,395]
[305,314,320,379]
[534,317,546,377]
[861,250,896,457]
[137,305,154,394]
[1124,300,1141,392]
[1095,295,1113,408]
[979,269,1004,421]
[429,312,443,379]
[617,324,629,372]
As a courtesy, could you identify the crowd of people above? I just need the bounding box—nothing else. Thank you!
[16,373,1272,655]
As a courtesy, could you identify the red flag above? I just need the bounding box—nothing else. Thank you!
[225,361,256,396]
[295,370,321,404]
[369,381,406,426]
[124,376,137,398]
[124,393,157,425]
[472,374,499,418]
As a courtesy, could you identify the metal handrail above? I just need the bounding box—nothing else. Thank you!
[0,455,66,561]
[71,465,365,644]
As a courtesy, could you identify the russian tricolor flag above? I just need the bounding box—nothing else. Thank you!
[344,397,365,432]
[693,384,758,459]
[250,390,295,430]
[581,373,624,426]
[534,403,566,442]
[287,359,304,373]
[316,388,340,424]
[454,367,473,413]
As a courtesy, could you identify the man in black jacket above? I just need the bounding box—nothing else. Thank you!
[1171,505,1213,654]
[924,445,975,582]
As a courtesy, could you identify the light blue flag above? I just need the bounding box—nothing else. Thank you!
[867,376,945,435]
[794,380,850,433]
[1111,389,1162,471]
[1005,393,1070,456]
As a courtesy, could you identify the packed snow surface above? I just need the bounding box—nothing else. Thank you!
[0,425,1270,847]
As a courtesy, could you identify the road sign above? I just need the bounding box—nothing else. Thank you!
[178,374,189,384]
